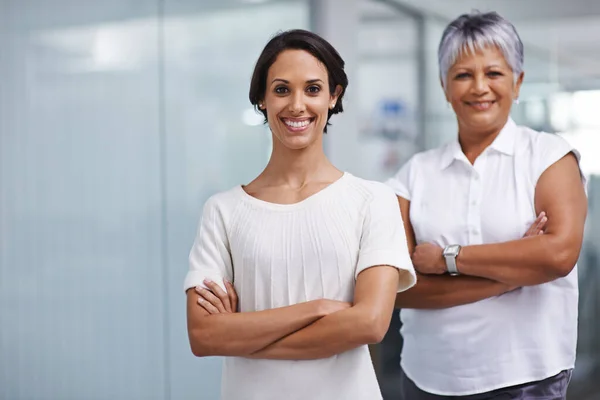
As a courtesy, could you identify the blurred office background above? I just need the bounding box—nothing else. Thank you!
[0,0,598,399]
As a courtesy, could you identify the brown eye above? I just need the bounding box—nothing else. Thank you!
[307,85,321,94]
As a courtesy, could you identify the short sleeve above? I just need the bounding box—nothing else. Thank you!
[355,184,416,292]
[183,197,233,294]
[384,156,413,200]
[533,133,587,189]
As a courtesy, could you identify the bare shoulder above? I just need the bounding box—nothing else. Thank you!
[535,149,587,217]
[537,152,586,192]
[240,174,265,195]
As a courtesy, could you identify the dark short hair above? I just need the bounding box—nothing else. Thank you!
[248,29,349,133]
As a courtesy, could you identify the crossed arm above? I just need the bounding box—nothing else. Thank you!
[396,153,587,309]
[187,266,402,360]
[455,153,586,285]
[186,281,338,357]
[394,196,514,309]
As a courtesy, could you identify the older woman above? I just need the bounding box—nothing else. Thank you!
[387,11,587,400]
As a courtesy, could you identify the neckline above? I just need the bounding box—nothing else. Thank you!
[237,172,349,211]
[441,118,517,169]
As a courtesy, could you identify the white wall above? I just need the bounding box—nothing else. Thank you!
[0,1,309,399]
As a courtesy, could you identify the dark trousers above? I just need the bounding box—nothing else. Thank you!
[399,368,573,400]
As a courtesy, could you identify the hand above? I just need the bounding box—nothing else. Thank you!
[523,211,548,237]
[195,278,238,314]
[412,243,446,275]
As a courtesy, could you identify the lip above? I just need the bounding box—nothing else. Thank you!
[465,100,496,111]
[280,117,315,133]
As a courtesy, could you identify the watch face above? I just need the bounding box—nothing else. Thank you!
[444,245,460,256]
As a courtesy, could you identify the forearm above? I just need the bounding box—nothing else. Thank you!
[249,305,378,360]
[458,235,578,286]
[188,300,325,357]
[395,272,511,309]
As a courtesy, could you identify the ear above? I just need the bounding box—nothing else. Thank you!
[514,71,525,101]
[330,84,343,107]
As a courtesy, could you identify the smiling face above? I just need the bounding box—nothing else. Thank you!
[444,45,523,135]
[261,49,341,150]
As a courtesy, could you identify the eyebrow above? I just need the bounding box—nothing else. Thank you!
[271,78,324,85]
[452,63,505,70]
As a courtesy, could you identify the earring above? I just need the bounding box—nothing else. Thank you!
[259,103,264,109]
[514,99,520,105]
[330,103,335,109]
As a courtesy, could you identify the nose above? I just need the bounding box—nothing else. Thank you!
[288,92,306,115]
[471,73,489,95]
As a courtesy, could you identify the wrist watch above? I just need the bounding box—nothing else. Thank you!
[443,244,462,276]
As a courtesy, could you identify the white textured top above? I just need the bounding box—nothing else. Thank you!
[386,118,586,396]
[184,172,416,400]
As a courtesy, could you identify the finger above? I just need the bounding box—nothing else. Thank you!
[197,296,220,314]
[204,279,231,313]
[524,213,544,237]
[195,287,226,313]
[527,213,544,234]
[224,279,238,312]
[533,212,545,223]
[524,227,538,238]
[536,215,548,230]
[530,218,547,237]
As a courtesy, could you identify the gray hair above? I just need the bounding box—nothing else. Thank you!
[438,11,524,87]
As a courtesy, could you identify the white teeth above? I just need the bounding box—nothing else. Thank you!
[469,101,494,110]
[284,119,310,128]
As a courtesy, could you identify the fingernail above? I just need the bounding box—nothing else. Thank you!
[203,279,212,284]
[541,217,547,222]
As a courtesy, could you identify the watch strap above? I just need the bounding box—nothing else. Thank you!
[445,254,459,275]
[443,245,461,276]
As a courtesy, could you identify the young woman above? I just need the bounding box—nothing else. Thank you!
[184,29,416,400]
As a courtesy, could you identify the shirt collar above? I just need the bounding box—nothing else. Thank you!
[489,117,518,156]
[439,140,465,170]
[439,118,518,170]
